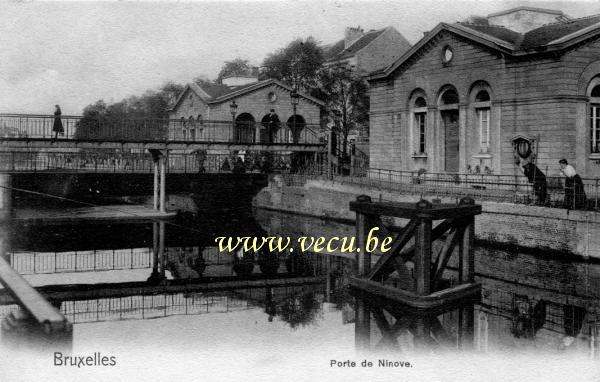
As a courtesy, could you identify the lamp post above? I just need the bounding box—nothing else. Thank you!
[290,88,299,143]
[230,100,238,142]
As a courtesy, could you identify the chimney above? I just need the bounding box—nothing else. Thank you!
[344,26,364,49]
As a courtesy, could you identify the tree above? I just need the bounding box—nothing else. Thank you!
[217,58,256,83]
[315,65,369,156]
[261,37,324,92]
[75,81,185,140]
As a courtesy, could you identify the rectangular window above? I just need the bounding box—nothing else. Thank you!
[190,128,196,140]
[415,112,426,154]
[183,129,187,140]
[477,108,490,152]
[592,105,600,153]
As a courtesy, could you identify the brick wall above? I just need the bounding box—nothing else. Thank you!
[208,85,321,126]
[254,177,600,259]
[170,88,209,120]
[369,29,600,178]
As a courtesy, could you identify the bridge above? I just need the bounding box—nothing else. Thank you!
[0,113,329,214]
[0,113,326,152]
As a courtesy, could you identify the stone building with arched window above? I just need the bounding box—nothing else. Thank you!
[367,7,600,177]
[168,79,323,144]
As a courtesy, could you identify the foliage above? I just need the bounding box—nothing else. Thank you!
[75,82,184,140]
[217,58,256,82]
[277,291,322,329]
[315,65,370,154]
[260,37,324,92]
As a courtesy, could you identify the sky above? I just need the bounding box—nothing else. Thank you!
[1,0,598,114]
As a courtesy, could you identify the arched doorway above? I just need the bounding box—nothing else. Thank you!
[286,115,306,143]
[439,86,460,172]
[235,113,255,143]
[261,112,280,143]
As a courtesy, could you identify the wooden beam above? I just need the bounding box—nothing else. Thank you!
[459,216,475,284]
[349,277,481,310]
[377,219,455,280]
[431,225,464,291]
[350,201,481,220]
[0,256,69,332]
[414,217,432,296]
[367,219,417,280]
[429,316,454,347]
[370,306,399,349]
[0,276,326,304]
[356,196,378,277]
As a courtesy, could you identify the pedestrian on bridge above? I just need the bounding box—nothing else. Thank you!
[52,104,64,140]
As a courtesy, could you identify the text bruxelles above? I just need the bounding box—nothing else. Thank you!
[215,227,392,254]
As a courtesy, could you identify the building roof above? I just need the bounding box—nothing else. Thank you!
[369,14,600,81]
[487,6,565,18]
[207,79,324,106]
[323,40,346,61]
[324,28,387,62]
[170,79,324,111]
[519,14,600,49]
[193,82,231,99]
[456,23,522,46]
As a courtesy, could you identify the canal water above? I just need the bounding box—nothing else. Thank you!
[0,205,599,381]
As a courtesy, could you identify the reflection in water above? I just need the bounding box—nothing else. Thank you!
[0,207,599,361]
[352,289,476,354]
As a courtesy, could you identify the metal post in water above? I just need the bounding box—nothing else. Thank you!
[159,221,166,279]
[160,155,166,213]
[153,158,159,210]
[0,174,12,221]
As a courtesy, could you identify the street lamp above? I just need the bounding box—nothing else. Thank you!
[290,89,299,143]
[230,100,238,142]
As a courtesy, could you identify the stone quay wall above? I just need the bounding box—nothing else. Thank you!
[253,175,600,259]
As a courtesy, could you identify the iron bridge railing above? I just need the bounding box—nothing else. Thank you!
[0,113,324,145]
[289,166,600,211]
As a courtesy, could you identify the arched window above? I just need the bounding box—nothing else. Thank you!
[441,89,459,105]
[475,90,490,102]
[470,83,492,153]
[589,77,600,153]
[409,91,428,156]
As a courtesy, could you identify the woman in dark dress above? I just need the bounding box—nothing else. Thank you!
[52,104,64,139]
